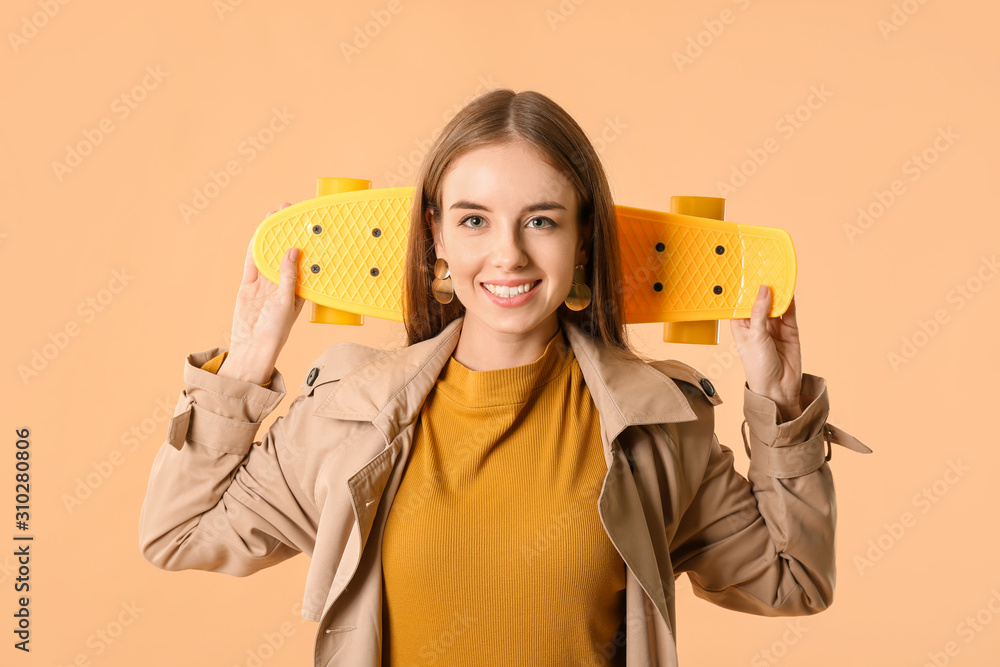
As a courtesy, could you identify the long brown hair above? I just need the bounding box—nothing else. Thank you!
[402,88,651,363]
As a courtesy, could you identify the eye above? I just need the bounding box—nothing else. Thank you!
[458,215,556,229]
[458,215,485,228]
[528,217,555,229]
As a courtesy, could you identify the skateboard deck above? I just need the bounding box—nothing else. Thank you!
[250,178,796,344]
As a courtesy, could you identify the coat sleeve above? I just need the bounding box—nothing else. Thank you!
[138,347,317,577]
[669,372,871,616]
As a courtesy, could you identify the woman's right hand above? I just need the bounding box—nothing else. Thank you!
[218,203,306,385]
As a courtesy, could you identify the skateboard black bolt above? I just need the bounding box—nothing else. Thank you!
[312,225,322,234]
[370,267,380,277]
[713,285,723,295]
[715,245,725,254]
[655,242,665,252]
[372,228,381,237]
[653,282,663,292]
[311,264,321,274]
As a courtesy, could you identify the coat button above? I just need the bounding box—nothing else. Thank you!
[700,378,716,397]
[306,367,319,386]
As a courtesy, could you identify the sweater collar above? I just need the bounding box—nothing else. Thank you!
[315,313,699,442]
[435,326,572,408]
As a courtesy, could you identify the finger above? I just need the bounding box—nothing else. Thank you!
[781,294,798,327]
[750,284,772,337]
[279,202,292,209]
[240,237,258,285]
[279,246,300,301]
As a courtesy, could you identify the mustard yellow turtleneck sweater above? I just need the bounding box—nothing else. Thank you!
[199,350,272,389]
[381,327,627,666]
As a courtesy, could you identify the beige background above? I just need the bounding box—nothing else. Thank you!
[4,0,998,665]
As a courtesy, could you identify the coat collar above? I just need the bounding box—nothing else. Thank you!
[314,312,700,445]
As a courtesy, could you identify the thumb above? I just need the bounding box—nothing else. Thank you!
[240,238,259,286]
[750,285,772,338]
[279,247,300,300]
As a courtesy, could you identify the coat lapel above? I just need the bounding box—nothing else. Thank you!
[561,315,699,633]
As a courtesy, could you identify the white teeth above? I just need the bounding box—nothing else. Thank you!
[484,281,536,297]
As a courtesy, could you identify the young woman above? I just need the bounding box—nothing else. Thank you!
[139,89,869,667]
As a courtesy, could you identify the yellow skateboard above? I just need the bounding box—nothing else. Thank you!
[250,178,796,345]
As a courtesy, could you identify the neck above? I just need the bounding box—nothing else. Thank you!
[451,313,562,371]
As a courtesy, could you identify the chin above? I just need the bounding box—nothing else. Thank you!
[476,311,560,337]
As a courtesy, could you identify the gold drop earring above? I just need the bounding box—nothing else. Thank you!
[564,263,592,311]
[432,257,454,304]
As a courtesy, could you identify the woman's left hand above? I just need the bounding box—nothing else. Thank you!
[730,285,804,421]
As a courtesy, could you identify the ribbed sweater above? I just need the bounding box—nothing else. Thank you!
[381,327,627,666]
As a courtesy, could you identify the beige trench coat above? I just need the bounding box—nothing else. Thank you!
[138,311,871,666]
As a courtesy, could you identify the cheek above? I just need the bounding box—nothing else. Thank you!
[449,259,476,283]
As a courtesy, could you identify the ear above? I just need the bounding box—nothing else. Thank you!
[427,208,445,258]
[576,218,592,265]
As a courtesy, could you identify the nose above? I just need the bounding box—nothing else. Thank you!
[490,225,529,270]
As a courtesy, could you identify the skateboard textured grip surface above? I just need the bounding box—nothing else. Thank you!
[252,188,795,323]
[252,188,412,320]
[616,205,794,322]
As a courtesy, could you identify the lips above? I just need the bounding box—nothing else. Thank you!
[481,280,540,297]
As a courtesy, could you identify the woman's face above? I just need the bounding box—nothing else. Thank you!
[430,139,588,340]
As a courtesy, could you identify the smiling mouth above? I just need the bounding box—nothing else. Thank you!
[481,280,541,298]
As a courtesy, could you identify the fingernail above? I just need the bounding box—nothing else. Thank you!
[758,285,768,299]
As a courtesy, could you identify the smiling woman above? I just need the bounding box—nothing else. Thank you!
[402,89,645,366]
[430,140,594,369]
[139,87,869,667]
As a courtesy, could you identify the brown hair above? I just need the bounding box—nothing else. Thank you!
[402,88,652,363]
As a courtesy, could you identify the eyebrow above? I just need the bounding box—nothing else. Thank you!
[448,200,567,214]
